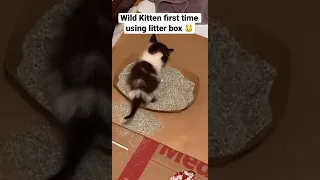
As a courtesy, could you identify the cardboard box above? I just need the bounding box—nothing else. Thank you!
[112,123,208,180]
[112,34,208,179]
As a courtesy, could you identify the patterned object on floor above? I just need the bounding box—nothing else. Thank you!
[0,125,111,180]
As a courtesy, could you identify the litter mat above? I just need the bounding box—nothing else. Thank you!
[4,0,112,178]
[208,17,290,166]
[0,125,111,180]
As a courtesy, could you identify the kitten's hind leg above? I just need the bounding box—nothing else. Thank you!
[47,113,104,180]
[150,93,157,103]
[151,97,157,103]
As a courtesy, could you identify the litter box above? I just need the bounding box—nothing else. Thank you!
[207,17,291,166]
[4,0,111,153]
[113,53,200,113]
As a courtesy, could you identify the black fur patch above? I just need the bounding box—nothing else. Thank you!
[127,61,160,94]
[51,0,113,93]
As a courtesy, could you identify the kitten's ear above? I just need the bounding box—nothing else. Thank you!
[150,34,157,43]
[168,48,174,54]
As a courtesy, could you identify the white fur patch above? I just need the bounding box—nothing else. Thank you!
[132,78,146,88]
[140,51,164,74]
[140,67,148,73]
[53,88,111,122]
[128,89,153,103]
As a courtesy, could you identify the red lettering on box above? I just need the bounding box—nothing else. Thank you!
[183,155,199,169]
[196,162,208,178]
[159,145,183,163]
[159,145,208,179]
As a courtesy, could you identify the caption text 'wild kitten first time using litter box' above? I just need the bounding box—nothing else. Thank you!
[119,13,202,34]
[119,13,201,22]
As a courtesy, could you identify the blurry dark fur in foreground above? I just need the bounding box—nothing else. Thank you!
[47,0,112,179]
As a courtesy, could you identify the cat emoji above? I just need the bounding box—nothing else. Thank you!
[185,24,193,32]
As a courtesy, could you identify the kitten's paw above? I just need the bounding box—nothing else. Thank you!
[121,117,133,125]
[151,98,157,103]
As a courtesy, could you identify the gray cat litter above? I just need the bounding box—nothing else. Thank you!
[112,100,163,136]
[17,0,79,120]
[0,125,111,180]
[116,62,195,111]
[208,17,277,159]
[16,0,112,125]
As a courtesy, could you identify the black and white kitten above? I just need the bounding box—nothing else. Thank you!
[47,0,112,179]
[124,34,174,121]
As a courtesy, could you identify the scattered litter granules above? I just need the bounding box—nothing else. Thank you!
[112,100,163,136]
[0,125,111,180]
[116,62,195,111]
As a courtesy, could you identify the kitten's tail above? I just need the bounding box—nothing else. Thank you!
[48,111,108,180]
[124,97,144,120]
[50,88,111,180]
